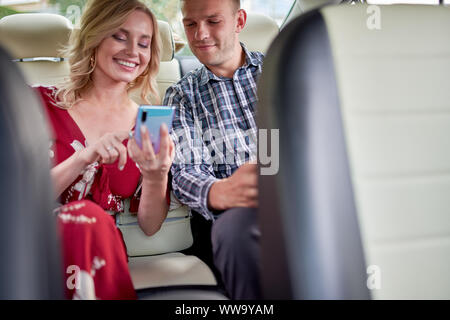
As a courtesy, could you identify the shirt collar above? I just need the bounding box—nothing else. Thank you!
[242,43,260,68]
[199,42,259,86]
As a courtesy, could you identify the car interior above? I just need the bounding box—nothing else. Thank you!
[0,5,279,300]
[0,0,449,300]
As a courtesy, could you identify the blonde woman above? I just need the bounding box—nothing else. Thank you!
[35,0,174,299]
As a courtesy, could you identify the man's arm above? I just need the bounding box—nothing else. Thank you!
[164,85,218,220]
[208,163,258,211]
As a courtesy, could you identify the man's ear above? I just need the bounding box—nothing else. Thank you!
[235,9,247,33]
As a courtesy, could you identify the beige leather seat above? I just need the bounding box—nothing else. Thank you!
[0,13,72,86]
[258,3,450,299]
[0,13,181,102]
[240,12,279,54]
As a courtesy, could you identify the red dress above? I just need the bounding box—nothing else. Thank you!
[35,86,140,300]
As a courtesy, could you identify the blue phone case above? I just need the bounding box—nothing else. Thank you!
[134,105,175,153]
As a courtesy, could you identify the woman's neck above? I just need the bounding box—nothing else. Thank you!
[81,82,132,111]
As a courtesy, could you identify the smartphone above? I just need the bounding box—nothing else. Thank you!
[134,105,175,153]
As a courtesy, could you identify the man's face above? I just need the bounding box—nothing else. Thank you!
[182,0,242,69]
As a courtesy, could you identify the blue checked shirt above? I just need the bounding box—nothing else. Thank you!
[164,44,264,220]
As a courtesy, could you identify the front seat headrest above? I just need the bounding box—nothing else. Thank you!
[240,13,279,54]
[0,13,72,59]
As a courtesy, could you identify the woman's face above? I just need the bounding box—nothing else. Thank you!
[94,9,153,86]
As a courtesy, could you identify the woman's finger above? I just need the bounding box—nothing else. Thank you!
[158,123,170,158]
[114,143,127,170]
[115,131,130,143]
[98,144,113,164]
[128,137,144,163]
[106,144,120,164]
[169,139,175,162]
[141,126,156,161]
[127,139,134,160]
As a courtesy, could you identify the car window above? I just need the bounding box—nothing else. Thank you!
[241,0,295,26]
[366,0,440,3]
[0,1,178,25]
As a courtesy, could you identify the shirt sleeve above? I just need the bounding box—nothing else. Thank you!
[164,85,218,221]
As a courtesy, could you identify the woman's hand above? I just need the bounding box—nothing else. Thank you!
[127,124,175,181]
[78,131,129,170]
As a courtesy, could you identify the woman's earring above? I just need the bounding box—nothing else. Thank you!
[90,55,95,69]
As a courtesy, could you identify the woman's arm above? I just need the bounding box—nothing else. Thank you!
[128,125,174,236]
[51,151,89,197]
[51,131,130,198]
[137,177,169,236]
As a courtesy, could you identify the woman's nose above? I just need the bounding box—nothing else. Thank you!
[125,40,138,56]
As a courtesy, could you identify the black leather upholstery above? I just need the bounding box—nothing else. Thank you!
[0,47,63,299]
[257,10,370,299]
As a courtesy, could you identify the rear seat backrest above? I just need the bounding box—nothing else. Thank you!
[0,13,72,86]
[240,13,279,54]
[322,4,450,299]
[0,13,179,103]
[258,3,450,299]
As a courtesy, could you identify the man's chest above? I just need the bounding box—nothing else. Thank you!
[192,81,258,132]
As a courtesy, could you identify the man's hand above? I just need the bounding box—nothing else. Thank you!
[208,163,258,211]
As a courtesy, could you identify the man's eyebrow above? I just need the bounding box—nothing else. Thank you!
[183,14,223,22]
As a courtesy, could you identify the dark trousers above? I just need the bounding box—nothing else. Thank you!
[211,207,261,300]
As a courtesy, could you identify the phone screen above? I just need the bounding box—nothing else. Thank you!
[134,105,175,153]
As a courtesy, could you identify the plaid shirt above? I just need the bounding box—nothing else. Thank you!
[164,44,264,220]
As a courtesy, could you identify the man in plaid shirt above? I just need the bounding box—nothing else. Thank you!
[164,0,262,299]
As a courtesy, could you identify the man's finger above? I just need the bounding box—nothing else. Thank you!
[246,187,258,200]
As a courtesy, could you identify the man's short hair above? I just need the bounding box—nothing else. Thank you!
[180,0,241,11]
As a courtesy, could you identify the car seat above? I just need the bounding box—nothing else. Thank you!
[258,3,450,299]
[0,46,63,299]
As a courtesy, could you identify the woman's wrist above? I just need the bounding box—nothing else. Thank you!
[74,148,92,168]
[142,174,168,189]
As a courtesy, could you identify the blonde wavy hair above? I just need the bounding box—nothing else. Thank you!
[57,0,161,108]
